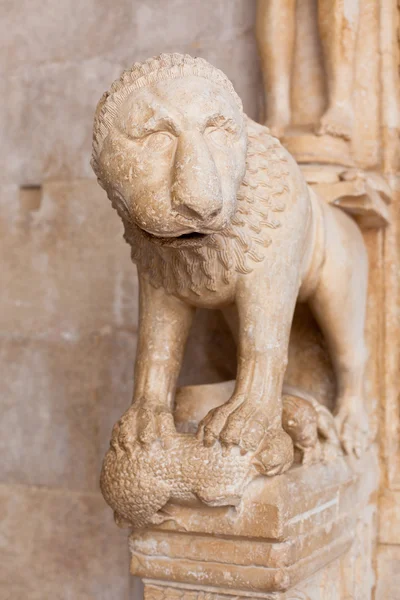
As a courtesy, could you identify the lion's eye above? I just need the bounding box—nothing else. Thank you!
[143,131,174,152]
[205,126,231,147]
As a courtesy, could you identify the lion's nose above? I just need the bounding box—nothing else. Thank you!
[172,131,223,223]
[174,199,222,222]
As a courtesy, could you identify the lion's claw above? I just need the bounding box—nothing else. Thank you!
[198,399,266,453]
[335,405,369,458]
[198,399,294,475]
[113,403,176,452]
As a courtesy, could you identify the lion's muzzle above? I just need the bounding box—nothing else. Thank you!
[171,130,223,225]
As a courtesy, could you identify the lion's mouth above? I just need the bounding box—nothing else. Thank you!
[139,227,212,247]
[175,231,208,240]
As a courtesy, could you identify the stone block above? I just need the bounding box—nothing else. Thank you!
[0,180,138,339]
[0,330,136,492]
[130,449,379,595]
[379,489,400,545]
[0,0,256,74]
[0,483,130,599]
[376,544,400,600]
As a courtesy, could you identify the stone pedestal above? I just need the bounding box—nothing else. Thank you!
[131,449,378,599]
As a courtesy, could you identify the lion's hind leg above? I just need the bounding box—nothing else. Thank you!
[307,204,369,457]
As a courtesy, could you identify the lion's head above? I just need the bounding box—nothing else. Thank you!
[92,53,247,245]
[92,54,290,295]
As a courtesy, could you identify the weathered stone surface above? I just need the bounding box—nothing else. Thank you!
[0,483,130,600]
[1,1,260,183]
[376,544,400,600]
[0,0,398,596]
[0,330,136,492]
[1,0,256,72]
[0,180,138,338]
[129,448,378,594]
[379,489,400,545]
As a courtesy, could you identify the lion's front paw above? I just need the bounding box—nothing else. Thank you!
[197,398,270,453]
[197,397,292,465]
[335,404,369,458]
[113,402,176,453]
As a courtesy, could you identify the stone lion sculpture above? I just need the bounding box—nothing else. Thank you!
[92,54,369,526]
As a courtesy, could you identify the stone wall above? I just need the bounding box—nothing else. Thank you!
[0,1,261,598]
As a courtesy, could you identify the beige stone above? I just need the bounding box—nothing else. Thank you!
[1,1,260,184]
[0,483,130,600]
[0,330,136,492]
[0,180,138,338]
[93,53,371,534]
[85,48,400,599]
[256,0,383,169]
[257,0,360,140]
[0,0,398,597]
[131,449,377,596]
[376,544,400,600]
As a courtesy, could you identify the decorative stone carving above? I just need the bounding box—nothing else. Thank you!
[300,166,391,228]
[92,53,370,531]
[256,0,399,176]
[131,447,378,598]
[175,381,342,465]
[256,0,360,142]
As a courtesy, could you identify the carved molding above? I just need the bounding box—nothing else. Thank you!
[144,583,247,600]
[300,166,392,229]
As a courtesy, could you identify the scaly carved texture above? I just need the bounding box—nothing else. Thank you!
[101,424,258,529]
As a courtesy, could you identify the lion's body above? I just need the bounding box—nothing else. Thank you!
[93,55,370,489]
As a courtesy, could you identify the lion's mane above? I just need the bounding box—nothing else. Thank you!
[122,119,290,295]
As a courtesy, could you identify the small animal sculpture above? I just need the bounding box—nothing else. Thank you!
[173,380,341,465]
[281,387,342,464]
[92,53,369,490]
[101,411,291,529]
[101,385,340,528]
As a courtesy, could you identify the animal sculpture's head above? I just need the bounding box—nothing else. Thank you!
[91,54,247,247]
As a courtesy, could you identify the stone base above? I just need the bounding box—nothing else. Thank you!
[130,448,378,598]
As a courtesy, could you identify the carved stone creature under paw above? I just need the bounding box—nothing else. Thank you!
[281,387,342,465]
[101,413,285,529]
[101,385,341,528]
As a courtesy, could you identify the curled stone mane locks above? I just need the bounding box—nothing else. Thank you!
[91,53,243,179]
[122,118,289,295]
